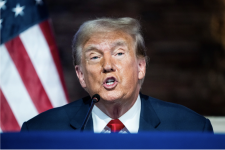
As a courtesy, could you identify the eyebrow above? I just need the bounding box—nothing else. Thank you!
[84,45,98,53]
[84,40,128,53]
[111,40,128,49]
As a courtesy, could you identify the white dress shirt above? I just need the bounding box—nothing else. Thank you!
[92,95,141,133]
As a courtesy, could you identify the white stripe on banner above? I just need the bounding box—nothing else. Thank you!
[0,45,38,126]
[20,25,67,108]
[0,127,2,133]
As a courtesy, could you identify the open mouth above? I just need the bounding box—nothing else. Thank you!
[106,78,115,85]
[103,77,118,89]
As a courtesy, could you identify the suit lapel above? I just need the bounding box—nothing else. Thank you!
[69,97,94,132]
[69,94,160,132]
[139,93,161,132]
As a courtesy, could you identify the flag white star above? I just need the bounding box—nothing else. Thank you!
[35,0,43,5]
[0,0,7,10]
[12,4,25,17]
[0,19,3,29]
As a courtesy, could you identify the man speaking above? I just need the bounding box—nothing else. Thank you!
[21,17,213,133]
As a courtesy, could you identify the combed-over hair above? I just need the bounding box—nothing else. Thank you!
[72,17,148,86]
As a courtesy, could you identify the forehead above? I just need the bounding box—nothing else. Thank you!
[83,31,134,51]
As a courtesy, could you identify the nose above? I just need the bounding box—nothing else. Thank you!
[102,54,115,73]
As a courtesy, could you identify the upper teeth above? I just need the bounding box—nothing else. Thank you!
[106,79,115,85]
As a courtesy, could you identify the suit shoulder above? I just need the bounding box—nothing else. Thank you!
[29,98,84,121]
[148,96,204,120]
[140,94,211,131]
[21,97,90,131]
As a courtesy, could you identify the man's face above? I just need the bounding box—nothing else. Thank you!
[75,31,146,104]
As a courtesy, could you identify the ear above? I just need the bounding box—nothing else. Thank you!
[75,65,87,88]
[137,58,146,80]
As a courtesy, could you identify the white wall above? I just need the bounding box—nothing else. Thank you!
[206,116,225,133]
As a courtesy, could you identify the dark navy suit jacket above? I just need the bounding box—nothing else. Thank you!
[21,94,213,132]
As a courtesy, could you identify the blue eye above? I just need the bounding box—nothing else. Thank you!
[91,56,99,60]
[117,52,124,56]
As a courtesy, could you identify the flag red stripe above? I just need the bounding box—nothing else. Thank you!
[0,90,20,132]
[5,37,53,113]
[39,20,69,102]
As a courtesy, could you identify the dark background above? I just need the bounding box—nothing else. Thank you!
[45,0,225,116]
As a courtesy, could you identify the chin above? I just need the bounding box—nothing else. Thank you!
[100,90,124,102]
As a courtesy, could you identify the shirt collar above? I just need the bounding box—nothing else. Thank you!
[92,103,111,133]
[92,95,141,133]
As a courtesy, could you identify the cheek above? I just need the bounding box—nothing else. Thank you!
[118,59,139,84]
[84,68,96,81]
[84,65,102,85]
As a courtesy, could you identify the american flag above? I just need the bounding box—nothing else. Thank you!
[0,0,69,132]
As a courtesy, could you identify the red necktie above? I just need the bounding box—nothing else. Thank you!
[107,119,125,133]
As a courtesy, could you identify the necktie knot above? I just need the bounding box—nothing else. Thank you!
[107,119,125,133]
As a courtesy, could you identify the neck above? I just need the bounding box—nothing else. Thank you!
[95,92,139,119]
